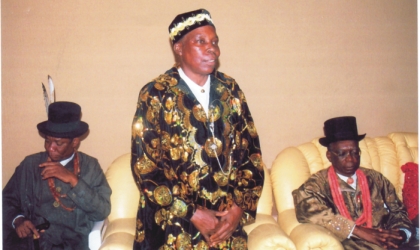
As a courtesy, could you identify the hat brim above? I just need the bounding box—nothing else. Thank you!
[319,134,366,147]
[37,121,89,138]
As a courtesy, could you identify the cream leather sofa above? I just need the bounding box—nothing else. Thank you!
[99,153,296,249]
[271,132,418,250]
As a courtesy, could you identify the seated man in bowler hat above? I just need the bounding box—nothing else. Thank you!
[3,101,111,250]
[293,116,414,249]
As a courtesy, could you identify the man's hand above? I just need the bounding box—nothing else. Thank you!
[209,202,243,247]
[353,226,404,249]
[190,206,228,244]
[382,228,407,248]
[39,158,78,187]
[14,217,40,239]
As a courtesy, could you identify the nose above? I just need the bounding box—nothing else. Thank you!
[207,45,215,54]
[207,42,218,54]
[46,142,56,152]
[344,153,358,162]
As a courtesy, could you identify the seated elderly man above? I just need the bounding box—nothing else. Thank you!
[293,116,414,249]
[3,101,111,250]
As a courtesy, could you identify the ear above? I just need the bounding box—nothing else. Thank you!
[173,42,182,56]
[326,150,333,162]
[72,137,81,148]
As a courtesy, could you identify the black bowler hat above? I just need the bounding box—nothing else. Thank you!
[319,116,366,147]
[168,9,215,44]
[37,101,89,138]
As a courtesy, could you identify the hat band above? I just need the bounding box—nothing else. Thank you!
[331,131,359,140]
[169,13,213,41]
[45,121,81,133]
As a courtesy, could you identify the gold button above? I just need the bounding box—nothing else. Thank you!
[56,187,61,192]
[201,89,205,93]
[53,201,60,207]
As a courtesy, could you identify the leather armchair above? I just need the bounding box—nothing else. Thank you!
[99,153,296,249]
[270,132,418,250]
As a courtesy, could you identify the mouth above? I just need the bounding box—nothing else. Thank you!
[344,165,358,172]
[48,154,60,161]
[204,58,216,63]
[203,59,217,67]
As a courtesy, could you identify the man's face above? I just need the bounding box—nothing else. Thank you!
[174,25,220,82]
[326,140,361,177]
[44,136,78,162]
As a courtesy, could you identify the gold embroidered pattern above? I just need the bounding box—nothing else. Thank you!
[208,105,221,123]
[131,69,265,248]
[195,240,209,249]
[188,170,200,191]
[154,74,178,87]
[155,208,169,229]
[249,153,264,171]
[170,199,188,218]
[230,98,242,115]
[204,137,223,157]
[192,104,207,123]
[246,121,258,138]
[200,188,226,205]
[135,229,145,243]
[132,117,144,138]
[154,185,172,206]
[213,171,229,186]
[175,232,192,249]
[134,155,157,176]
[231,236,247,250]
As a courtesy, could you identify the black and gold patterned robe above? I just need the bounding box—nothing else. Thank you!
[131,67,264,250]
[293,166,413,249]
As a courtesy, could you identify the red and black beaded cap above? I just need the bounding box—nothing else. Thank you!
[168,9,215,44]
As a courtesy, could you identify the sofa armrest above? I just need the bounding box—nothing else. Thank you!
[277,209,301,235]
[290,223,343,250]
[248,223,296,250]
[244,213,296,250]
[243,213,277,233]
[99,232,135,250]
[278,209,343,250]
[99,217,136,250]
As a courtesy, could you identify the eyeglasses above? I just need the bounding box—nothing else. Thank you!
[329,149,361,159]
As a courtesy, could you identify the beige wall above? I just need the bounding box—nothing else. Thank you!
[2,1,417,187]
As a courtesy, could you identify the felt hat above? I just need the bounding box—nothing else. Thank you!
[37,101,89,138]
[168,9,215,44]
[319,116,366,147]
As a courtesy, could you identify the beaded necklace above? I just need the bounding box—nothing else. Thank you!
[328,166,372,227]
[47,152,79,211]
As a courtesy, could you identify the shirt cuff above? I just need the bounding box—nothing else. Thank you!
[400,228,412,244]
[348,224,356,238]
[12,215,25,228]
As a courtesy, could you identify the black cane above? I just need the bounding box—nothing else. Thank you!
[33,218,50,250]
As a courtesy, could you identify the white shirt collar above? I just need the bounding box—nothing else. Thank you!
[178,67,210,115]
[336,172,357,189]
[60,153,75,167]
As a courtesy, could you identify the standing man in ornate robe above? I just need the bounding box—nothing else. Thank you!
[131,9,264,250]
[3,101,111,250]
[293,116,414,249]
